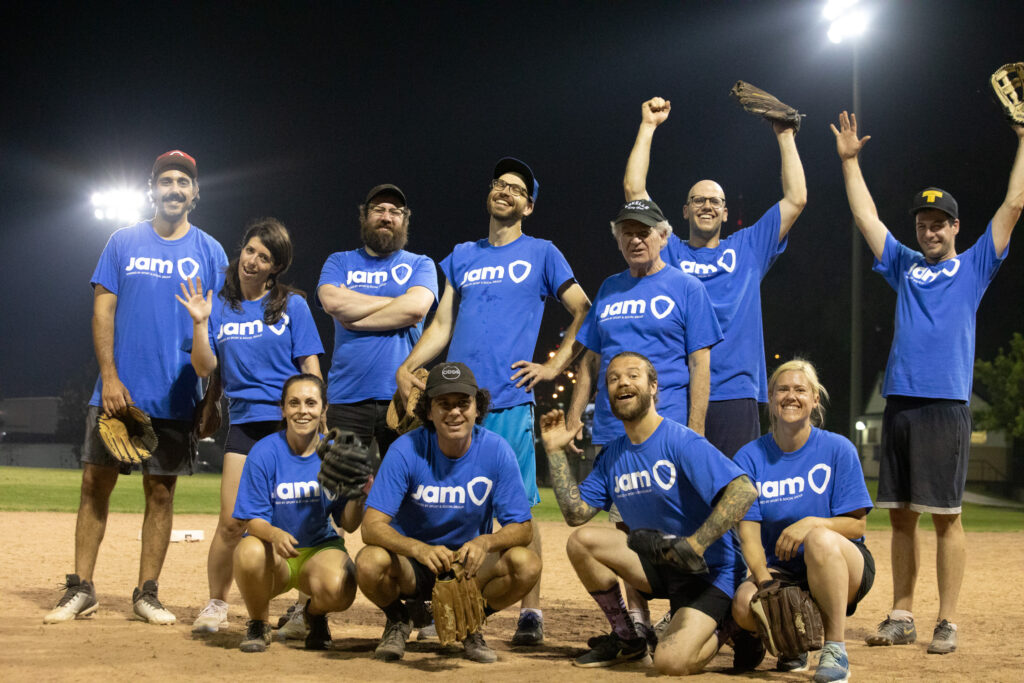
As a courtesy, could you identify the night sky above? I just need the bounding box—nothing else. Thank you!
[3,1,1022,437]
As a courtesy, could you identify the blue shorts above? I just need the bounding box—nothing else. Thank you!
[483,403,540,506]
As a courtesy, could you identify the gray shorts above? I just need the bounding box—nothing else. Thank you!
[81,404,197,476]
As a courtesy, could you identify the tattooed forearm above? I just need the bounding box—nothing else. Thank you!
[691,475,757,553]
[545,446,600,526]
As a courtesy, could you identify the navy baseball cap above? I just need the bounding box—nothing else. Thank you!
[152,150,197,179]
[494,157,539,203]
[613,198,667,227]
[365,183,407,206]
[910,187,958,220]
[426,362,478,397]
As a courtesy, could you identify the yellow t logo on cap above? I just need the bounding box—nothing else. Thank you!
[921,190,944,203]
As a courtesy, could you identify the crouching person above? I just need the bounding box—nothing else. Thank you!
[232,374,363,652]
[356,362,541,663]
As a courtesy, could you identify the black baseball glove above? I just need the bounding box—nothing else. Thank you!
[316,429,377,500]
[626,528,709,574]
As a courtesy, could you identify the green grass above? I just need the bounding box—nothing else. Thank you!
[3,466,1023,531]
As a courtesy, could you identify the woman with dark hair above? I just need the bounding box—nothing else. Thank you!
[176,218,324,634]
[730,359,874,682]
[232,374,362,652]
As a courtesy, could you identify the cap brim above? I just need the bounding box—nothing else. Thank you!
[426,382,477,398]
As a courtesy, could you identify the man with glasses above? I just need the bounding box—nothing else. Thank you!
[624,97,807,458]
[397,158,592,646]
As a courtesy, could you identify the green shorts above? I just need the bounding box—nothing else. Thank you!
[283,538,347,593]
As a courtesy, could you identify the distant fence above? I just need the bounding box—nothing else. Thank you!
[1,443,79,469]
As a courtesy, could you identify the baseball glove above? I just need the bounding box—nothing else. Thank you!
[991,62,1024,125]
[626,528,709,574]
[432,561,486,647]
[316,429,377,500]
[749,581,824,660]
[386,368,428,435]
[97,406,158,464]
[730,80,803,131]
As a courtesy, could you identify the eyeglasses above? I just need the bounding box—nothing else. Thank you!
[689,196,725,208]
[490,178,530,198]
[368,205,406,218]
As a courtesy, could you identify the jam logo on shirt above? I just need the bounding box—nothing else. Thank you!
[346,263,414,287]
[599,295,675,321]
[410,476,494,507]
[678,248,737,277]
[756,463,831,501]
[275,480,321,501]
[459,260,532,287]
[613,459,677,495]
[217,313,289,340]
[125,255,200,280]
[906,258,960,285]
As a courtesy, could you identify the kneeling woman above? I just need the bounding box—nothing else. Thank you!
[731,359,874,683]
[232,374,363,652]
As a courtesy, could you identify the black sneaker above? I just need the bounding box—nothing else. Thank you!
[511,611,544,646]
[732,629,766,671]
[44,574,99,624]
[374,618,412,661]
[574,633,648,668]
[776,652,809,672]
[303,600,332,651]
[240,619,272,653]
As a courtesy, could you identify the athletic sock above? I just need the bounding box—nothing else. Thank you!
[520,607,542,619]
[589,585,639,641]
[382,599,409,624]
[825,640,847,654]
[627,607,651,628]
[889,609,913,622]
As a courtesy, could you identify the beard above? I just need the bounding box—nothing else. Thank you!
[361,217,408,254]
[609,386,653,422]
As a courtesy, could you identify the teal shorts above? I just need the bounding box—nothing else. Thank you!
[283,538,347,593]
[483,403,540,506]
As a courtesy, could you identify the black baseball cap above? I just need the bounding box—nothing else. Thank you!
[493,157,539,203]
[425,362,478,397]
[152,150,197,179]
[613,198,667,227]
[365,184,407,206]
[910,187,958,220]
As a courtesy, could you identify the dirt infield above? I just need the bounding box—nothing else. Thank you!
[3,512,1022,682]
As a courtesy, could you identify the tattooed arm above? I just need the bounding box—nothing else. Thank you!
[685,475,757,554]
[539,409,602,526]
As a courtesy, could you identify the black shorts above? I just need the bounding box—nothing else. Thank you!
[326,400,398,458]
[223,420,279,455]
[704,398,762,458]
[878,396,971,514]
[755,541,875,617]
[637,555,732,624]
[404,556,447,601]
[81,404,196,476]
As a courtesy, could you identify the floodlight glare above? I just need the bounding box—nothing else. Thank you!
[825,0,869,44]
[91,188,146,223]
[855,420,867,431]
[823,0,859,22]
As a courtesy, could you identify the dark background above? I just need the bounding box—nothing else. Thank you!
[2,1,1022,438]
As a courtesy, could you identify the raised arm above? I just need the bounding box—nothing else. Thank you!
[687,346,710,435]
[776,122,808,240]
[623,97,671,201]
[318,283,393,323]
[395,281,457,401]
[539,409,602,526]
[93,285,132,416]
[831,111,889,260]
[342,286,435,332]
[175,276,217,377]
[991,125,1024,256]
[511,282,591,390]
[684,475,757,555]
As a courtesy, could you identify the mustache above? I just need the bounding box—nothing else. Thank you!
[163,193,187,202]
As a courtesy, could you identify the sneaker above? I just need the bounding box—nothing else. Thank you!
[812,643,849,683]
[44,574,98,624]
[304,600,332,650]
[374,618,412,661]
[927,620,958,654]
[240,619,272,653]
[777,652,809,672]
[574,633,648,668]
[463,631,498,663]
[192,599,229,634]
[132,580,176,625]
[417,622,437,641]
[276,602,308,640]
[511,611,544,646]
[732,629,766,671]
[865,617,916,646]
[275,601,299,629]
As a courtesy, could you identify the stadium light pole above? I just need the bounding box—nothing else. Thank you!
[824,0,870,439]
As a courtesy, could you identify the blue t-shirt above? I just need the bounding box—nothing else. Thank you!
[579,418,747,597]
[663,204,786,402]
[441,235,575,409]
[874,223,1006,402]
[317,248,438,403]
[365,425,532,547]
[734,428,873,575]
[233,431,346,548]
[578,266,722,445]
[207,293,324,423]
[89,221,228,420]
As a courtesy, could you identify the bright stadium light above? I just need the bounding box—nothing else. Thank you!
[855,420,867,431]
[91,188,146,223]
[824,0,869,44]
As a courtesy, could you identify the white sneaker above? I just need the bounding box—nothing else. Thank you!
[192,599,229,633]
[132,580,176,625]
[44,574,98,624]
[276,602,308,640]
[417,623,437,640]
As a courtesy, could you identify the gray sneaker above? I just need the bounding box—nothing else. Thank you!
[132,580,176,625]
[463,631,498,663]
[927,620,957,654]
[240,619,272,653]
[44,574,98,624]
[374,619,412,661]
[865,617,916,646]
